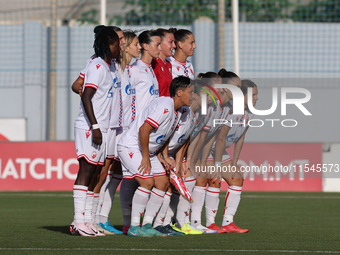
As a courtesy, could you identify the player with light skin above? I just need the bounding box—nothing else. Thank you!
[153,80,209,235]
[163,29,198,233]
[199,79,258,233]
[117,76,191,237]
[151,28,176,97]
[70,26,120,237]
[189,70,242,233]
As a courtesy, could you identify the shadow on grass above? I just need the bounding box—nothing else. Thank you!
[41,225,124,235]
[41,226,71,235]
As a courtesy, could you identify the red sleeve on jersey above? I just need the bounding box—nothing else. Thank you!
[152,58,172,97]
[145,117,159,129]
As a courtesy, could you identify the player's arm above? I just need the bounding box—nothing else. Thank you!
[81,87,102,145]
[72,77,84,95]
[161,140,175,169]
[190,130,208,169]
[175,139,190,176]
[201,132,217,164]
[232,127,249,166]
[214,124,230,163]
[138,122,154,174]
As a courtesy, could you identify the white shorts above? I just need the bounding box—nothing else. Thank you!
[117,145,166,179]
[74,127,107,165]
[107,127,124,161]
[207,149,232,165]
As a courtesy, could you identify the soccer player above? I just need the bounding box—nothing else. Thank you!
[70,27,120,237]
[153,80,206,235]
[199,79,258,233]
[117,76,191,237]
[190,70,241,233]
[152,28,176,97]
[165,29,197,229]
[167,29,196,79]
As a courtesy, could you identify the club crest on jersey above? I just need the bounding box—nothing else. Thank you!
[96,64,101,69]
[182,108,187,114]
[128,152,134,159]
[149,85,159,96]
[164,108,169,114]
[176,66,180,71]
[156,135,166,144]
[91,151,97,159]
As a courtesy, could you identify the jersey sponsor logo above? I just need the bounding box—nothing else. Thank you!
[91,151,97,159]
[177,134,186,144]
[125,84,136,95]
[113,77,121,89]
[107,86,113,98]
[226,133,239,143]
[164,108,169,114]
[149,85,159,96]
[96,64,101,69]
[128,152,134,159]
[156,135,166,144]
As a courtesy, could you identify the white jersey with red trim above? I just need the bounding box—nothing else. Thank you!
[168,106,199,153]
[121,64,136,128]
[79,55,96,80]
[191,102,215,140]
[118,97,181,156]
[109,60,123,128]
[212,108,253,150]
[129,59,159,119]
[167,56,195,79]
[74,57,114,132]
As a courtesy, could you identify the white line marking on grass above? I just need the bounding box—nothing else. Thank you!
[0,248,340,253]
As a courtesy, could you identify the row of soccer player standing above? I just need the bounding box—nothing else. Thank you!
[70,25,259,237]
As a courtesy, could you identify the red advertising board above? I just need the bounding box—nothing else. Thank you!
[0,142,322,191]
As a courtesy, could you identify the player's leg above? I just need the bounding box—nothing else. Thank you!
[120,178,139,234]
[140,158,169,237]
[221,160,248,233]
[98,160,123,234]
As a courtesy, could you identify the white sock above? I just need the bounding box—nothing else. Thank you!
[84,191,94,223]
[153,191,172,227]
[190,186,206,226]
[99,174,122,223]
[205,187,220,227]
[143,188,165,225]
[120,178,139,227]
[222,185,242,226]
[176,176,196,226]
[163,191,179,226]
[131,187,150,227]
[95,171,113,224]
[92,193,99,223]
[73,185,88,223]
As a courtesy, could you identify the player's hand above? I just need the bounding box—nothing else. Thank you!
[92,129,102,146]
[139,157,151,175]
[164,156,176,169]
[157,154,170,171]
[79,85,83,97]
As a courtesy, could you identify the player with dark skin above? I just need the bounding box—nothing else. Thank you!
[74,29,120,188]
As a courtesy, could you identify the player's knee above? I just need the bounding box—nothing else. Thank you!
[196,178,208,187]
[154,176,169,191]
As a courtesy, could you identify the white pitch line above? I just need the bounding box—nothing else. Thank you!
[0,248,339,253]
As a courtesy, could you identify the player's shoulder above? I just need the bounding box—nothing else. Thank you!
[166,56,174,63]
[87,57,107,72]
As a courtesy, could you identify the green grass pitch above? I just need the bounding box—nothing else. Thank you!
[0,191,339,255]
